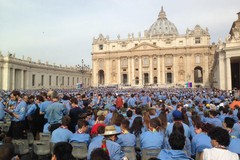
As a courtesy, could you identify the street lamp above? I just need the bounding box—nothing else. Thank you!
[76,59,85,89]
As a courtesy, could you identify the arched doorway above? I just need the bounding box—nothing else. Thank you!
[98,70,104,85]
[194,66,203,83]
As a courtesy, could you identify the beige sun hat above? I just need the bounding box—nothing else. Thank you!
[103,125,120,136]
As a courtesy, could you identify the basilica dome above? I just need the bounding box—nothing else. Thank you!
[148,7,179,36]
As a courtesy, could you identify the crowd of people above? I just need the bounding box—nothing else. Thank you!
[0,87,240,160]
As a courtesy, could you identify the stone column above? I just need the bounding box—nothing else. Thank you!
[12,68,15,90]
[2,66,10,90]
[204,53,209,86]
[226,57,232,90]
[157,55,161,85]
[162,55,165,84]
[105,59,110,85]
[131,57,134,86]
[92,59,96,87]
[149,56,153,84]
[21,70,24,89]
[139,56,142,86]
[118,58,121,84]
[25,70,29,89]
[173,55,176,84]
[128,57,131,85]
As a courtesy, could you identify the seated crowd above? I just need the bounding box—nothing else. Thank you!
[0,88,240,160]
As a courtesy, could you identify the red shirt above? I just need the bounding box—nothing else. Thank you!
[90,123,106,136]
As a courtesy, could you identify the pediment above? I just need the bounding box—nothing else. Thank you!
[130,42,160,51]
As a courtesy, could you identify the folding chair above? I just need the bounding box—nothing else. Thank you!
[71,142,88,159]
[121,146,137,160]
[33,140,51,156]
[141,149,161,160]
[12,139,29,155]
[39,132,51,141]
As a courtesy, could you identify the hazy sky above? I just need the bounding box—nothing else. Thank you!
[0,0,239,66]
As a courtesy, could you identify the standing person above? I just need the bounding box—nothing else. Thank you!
[115,94,124,110]
[0,96,6,121]
[40,91,52,124]
[69,98,84,133]
[127,94,136,107]
[27,95,45,140]
[45,90,68,133]
[201,127,239,160]
[5,91,27,139]
[140,90,151,107]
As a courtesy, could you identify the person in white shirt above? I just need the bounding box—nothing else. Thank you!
[201,127,239,160]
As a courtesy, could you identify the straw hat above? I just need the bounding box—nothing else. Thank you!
[103,125,120,136]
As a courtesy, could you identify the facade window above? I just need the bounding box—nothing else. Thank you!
[153,42,156,45]
[135,77,139,85]
[122,74,128,84]
[179,41,183,45]
[154,77,158,84]
[154,68,157,70]
[166,73,172,84]
[135,68,139,71]
[166,41,171,45]
[135,43,138,47]
[99,44,103,50]
[68,77,70,85]
[62,77,64,85]
[144,73,149,84]
[195,37,201,44]
[32,74,35,86]
[77,77,79,83]
[56,76,58,86]
[49,75,52,86]
[122,44,127,48]
[73,77,75,85]
[41,75,44,86]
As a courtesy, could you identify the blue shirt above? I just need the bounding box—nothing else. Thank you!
[69,133,91,145]
[157,149,192,160]
[26,103,37,116]
[205,117,222,127]
[45,102,67,124]
[51,127,73,143]
[40,100,52,119]
[116,133,136,147]
[232,122,240,138]
[127,97,136,107]
[87,137,125,160]
[228,138,240,154]
[0,100,6,120]
[164,135,192,157]
[166,122,191,138]
[12,100,27,121]
[191,133,212,156]
[140,131,164,149]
